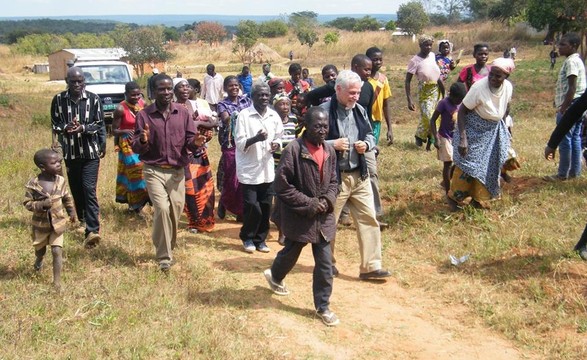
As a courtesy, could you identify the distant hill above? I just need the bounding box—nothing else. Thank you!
[0,14,396,27]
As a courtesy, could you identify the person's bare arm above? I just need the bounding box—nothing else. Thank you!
[405,72,416,111]
[429,110,441,149]
[111,105,133,136]
[560,75,577,115]
[383,97,393,144]
[457,105,471,157]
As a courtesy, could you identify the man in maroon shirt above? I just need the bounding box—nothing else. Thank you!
[132,74,206,272]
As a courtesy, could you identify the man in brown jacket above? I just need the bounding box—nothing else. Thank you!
[264,107,340,326]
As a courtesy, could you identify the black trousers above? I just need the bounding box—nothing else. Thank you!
[271,237,333,312]
[65,158,100,235]
[239,182,273,244]
[575,224,587,250]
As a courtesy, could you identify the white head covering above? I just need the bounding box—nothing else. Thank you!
[173,77,188,89]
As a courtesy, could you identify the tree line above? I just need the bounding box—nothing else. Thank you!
[4,3,585,75]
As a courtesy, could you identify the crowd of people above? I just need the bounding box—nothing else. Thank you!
[25,33,586,326]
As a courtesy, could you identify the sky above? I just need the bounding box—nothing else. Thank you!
[2,0,408,17]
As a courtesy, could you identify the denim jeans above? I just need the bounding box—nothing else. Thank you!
[556,109,583,178]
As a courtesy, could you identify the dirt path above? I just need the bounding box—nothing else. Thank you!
[189,220,535,360]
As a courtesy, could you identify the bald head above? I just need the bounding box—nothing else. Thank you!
[66,66,84,80]
[65,66,85,97]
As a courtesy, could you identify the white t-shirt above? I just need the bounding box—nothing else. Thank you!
[235,105,283,185]
[462,77,512,121]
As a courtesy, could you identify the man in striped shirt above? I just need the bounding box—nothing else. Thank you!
[51,67,106,248]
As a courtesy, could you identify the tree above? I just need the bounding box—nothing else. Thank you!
[296,27,319,52]
[325,17,357,31]
[163,27,180,42]
[396,1,430,35]
[181,29,197,44]
[385,20,397,31]
[113,25,172,77]
[487,0,528,25]
[258,20,288,38]
[526,0,586,33]
[195,21,226,46]
[289,11,319,54]
[468,0,501,20]
[289,11,319,28]
[14,33,69,55]
[232,20,259,65]
[435,0,469,23]
[353,16,382,32]
[323,31,340,45]
[67,33,114,48]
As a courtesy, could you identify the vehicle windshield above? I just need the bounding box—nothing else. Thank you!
[78,65,131,85]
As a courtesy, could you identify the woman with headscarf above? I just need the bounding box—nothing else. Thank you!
[405,34,445,149]
[173,78,217,233]
[448,58,515,210]
[112,81,149,213]
[216,75,252,220]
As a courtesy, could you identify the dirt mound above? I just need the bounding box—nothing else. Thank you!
[249,42,283,64]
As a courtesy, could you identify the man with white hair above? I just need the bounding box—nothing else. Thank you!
[320,70,392,281]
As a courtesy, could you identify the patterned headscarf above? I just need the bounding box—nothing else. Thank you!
[418,34,434,46]
[272,92,290,106]
[491,58,515,74]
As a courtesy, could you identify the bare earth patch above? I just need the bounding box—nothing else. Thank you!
[187,220,536,360]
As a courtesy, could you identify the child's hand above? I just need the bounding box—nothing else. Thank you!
[434,137,440,149]
[544,146,556,160]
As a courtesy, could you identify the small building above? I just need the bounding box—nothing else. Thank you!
[391,29,417,43]
[48,48,127,81]
[33,63,49,74]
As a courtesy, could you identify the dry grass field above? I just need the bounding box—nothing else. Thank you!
[1,23,586,359]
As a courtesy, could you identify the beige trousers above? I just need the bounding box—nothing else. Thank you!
[143,165,185,265]
[333,170,383,273]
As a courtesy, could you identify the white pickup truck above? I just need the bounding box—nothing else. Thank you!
[74,60,134,130]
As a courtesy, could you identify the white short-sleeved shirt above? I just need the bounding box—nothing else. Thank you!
[407,52,441,82]
[555,53,586,108]
[462,77,512,121]
[235,105,283,185]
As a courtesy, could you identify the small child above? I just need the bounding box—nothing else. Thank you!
[24,149,76,290]
[430,82,467,193]
[302,68,315,89]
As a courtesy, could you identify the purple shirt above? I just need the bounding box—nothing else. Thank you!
[436,98,459,140]
[132,102,199,167]
[217,96,252,149]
